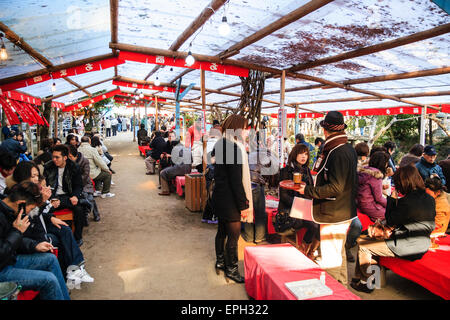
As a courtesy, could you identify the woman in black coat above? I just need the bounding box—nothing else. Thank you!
[352,165,436,293]
[278,144,319,259]
[212,115,251,283]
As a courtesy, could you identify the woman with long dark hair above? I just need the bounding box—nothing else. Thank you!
[278,144,319,259]
[351,165,436,293]
[212,114,252,283]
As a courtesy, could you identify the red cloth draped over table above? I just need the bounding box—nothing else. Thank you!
[265,195,278,235]
[113,80,184,94]
[0,57,124,92]
[119,51,249,77]
[62,89,121,112]
[0,96,20,125]
[271,104,450,119]
[379,235,450,300]
[244,244,361,300]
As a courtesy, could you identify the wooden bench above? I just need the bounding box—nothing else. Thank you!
[53,208,74,233]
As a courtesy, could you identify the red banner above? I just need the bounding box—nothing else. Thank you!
[0,57,124,92]
[9,99,36,125]
[24,103,46,126]
[113,80,183,93]
[115,94,167,103]
[51,101,65,109]
[63,89,121,112]
[0,96,22,125]
[270,104,450,119]
[2,90,41,105]
[119,51,249,77]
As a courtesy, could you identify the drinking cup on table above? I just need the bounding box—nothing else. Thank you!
[293,173,302,185]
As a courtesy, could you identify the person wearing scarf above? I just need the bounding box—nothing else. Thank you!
[212,115,252,284]
[298,111,358,286]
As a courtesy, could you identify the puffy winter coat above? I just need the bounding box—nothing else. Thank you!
[356,166,387,221]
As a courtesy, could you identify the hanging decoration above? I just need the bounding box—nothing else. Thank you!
[2,90,41,105]
[112,80,183,93]
[118,51,249,77]
[269,104,450,119]
[0,57,124,92]
[62,89,121,112]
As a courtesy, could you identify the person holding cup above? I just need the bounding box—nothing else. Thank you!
[278,144,319,259]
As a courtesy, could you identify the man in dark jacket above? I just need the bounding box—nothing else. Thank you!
[0,131,27,160]
[0,181,70,300]
[43,144,85,245]
[299,111,357,285]
[137,124,148,146]
[145,131,167,175]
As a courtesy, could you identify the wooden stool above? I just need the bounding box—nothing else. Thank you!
[54,208,74,233]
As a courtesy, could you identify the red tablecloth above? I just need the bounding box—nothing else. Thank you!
[379,235,450,300]
[265,195,278,235]
[244,244,361,300]
[357,210,375,232]
[176,176,185,197]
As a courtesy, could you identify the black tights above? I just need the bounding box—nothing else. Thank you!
[215,220,241,256]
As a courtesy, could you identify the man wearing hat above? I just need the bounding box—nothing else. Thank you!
[298,111,358,285]
[416,145,446,186]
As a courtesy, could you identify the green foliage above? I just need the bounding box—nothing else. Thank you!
[183,112,200,128]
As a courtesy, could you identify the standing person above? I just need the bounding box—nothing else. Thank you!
[78,136,114,199]
[212,114,252,283]
[0,181,70,300]
[111,117,118,136]
[351,165,435,293]
[0,151,17,195]
[384,141,397,173]
[399,144,424,168]
[415,145,446,186]
[43,145,85,246]
[298,111,358,285]
[104,117,111,137]
[117,116,122,132]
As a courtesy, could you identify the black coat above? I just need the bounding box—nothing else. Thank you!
[43,159,83,199]
[0,138,27,159]
[385,190,435,261]
[212,138,249,222]
[0,200,38,271]
[304,143,358,224]
[278,163,313,215]
[150,136,167,160]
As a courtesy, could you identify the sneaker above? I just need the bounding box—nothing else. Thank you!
[93,191,102,197]
[66,265,94,283]
[66,276,82,290]
[101,193,115,198]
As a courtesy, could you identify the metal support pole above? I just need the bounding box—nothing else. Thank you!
[295,104,299,135]
[133,107,136,142]
[155,96,159,131]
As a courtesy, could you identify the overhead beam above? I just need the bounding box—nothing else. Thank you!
[143,0,228,81]
[287,23,450,72]
[0,21,92,97]
[42,77,114,102]
[261,90,450,108]
[287,72,439,110]
[169,0,334,83]
[266,66,450,95]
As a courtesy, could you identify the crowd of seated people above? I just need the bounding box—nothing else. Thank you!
[0,129,118,299]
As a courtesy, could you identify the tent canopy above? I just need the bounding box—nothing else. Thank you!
[0,0,449,114]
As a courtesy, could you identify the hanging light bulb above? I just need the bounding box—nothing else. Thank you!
[51,82,56,92]
[132,99,136,104]
[69,91,74,98]
[154,77,160,86]
[185,51,195,67]
[218,16,230,36]
[0,33,7,61]
[139,91,144,99]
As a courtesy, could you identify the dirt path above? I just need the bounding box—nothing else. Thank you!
[71,131,440,300]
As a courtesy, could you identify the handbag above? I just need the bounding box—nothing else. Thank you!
[273,210,298,233]
[367,219,395,240]
[104,151,113,161]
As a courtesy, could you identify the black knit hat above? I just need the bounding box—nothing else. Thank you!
[319,111,347,132]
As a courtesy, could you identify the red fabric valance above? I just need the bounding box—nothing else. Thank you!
[0,57,124,92]
[62,89,121,112]
[113,80,183,93]
[119,51,249,77]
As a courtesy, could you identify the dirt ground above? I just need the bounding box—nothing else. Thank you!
[70,131,441,300]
